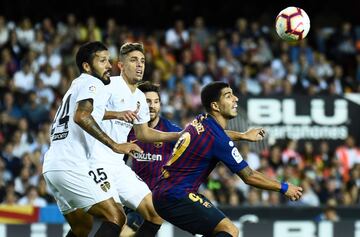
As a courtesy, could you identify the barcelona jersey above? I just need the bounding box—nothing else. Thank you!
[127,117,182,190]
[153,114,248,200]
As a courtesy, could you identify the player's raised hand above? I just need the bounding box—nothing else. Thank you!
[284,183,303,201]
[244,128,266,142]
[112,142,143,155]
[116,110,139,123]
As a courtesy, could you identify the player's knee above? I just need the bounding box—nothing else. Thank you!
[214,218,239,237]
[109,208,126,227]
[229,227,239,237]
[137,195,163,224]
[141,204,162,224]
[98,203,126,227]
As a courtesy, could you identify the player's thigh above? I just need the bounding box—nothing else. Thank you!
[109,164,151,210]
[87,198,126,226]
[153,192,226,236]
[43,170,116,214]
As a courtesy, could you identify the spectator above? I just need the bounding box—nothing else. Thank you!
[0,16,9,47]
[13,60,35,93]
[22,91,49,128]
[18,185,47,207]
[336,135,360,182]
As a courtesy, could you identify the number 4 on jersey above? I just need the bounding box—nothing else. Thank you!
[51,94,71,141]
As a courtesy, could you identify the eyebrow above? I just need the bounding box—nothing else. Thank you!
[94,53,108,59]
[223,91,232,97]
[129,56,145,60]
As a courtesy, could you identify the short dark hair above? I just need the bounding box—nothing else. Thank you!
[201,82,230,112]
[138,82,161,101]
[75,41,108,73]
[119,42,144,61]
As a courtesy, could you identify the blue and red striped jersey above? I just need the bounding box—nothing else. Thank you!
[127,117,182,190]
[153,113,248,200]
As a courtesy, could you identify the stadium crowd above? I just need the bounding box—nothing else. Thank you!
[0,14,359,210]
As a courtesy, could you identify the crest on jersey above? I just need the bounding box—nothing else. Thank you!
[100,181,111,192]
[89,85,96,93]
[154,142,163,148]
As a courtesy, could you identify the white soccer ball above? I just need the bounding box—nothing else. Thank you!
[275,6,310,42]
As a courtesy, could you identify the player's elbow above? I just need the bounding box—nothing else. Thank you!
[73,110,87,126]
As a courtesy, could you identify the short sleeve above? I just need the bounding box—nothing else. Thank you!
[77,79,108,123]
[213,138,248,173]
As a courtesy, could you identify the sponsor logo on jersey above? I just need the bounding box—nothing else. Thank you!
[114,120,133,128]
[133,152,162,161]
[52,131,69,141]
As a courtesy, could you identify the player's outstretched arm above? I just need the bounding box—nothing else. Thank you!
[237,166,303,201]
[103,110,139,123]
[112,142,143,156]
[133,123,181,143]
[74,99,116,149]
[225,128,265,142]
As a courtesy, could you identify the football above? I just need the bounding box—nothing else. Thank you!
[275,6,310,42]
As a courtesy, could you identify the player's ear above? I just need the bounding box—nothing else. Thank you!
[117,61,124,71]
[211,102,220,112]
[82,62,91,73]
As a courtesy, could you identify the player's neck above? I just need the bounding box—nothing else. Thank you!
[209,113,227,129]
[121,74,137,93]
[148,116,160,128]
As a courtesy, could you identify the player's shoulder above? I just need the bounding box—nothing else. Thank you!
[71,74,105,93]
[204,115,229,140]
[79,74,105,86]
[160,117,182,132]
[134,88,147,100]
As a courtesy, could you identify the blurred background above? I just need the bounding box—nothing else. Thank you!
[0,0,359,236]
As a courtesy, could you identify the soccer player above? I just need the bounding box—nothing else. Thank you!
[88,42,181,237]
[123,81,267,235]
[127,82,182,190]
[42,41,143,237]
[152,81,303,237]
[122,82,182,234]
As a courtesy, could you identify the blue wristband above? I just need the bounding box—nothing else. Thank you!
[280,182,288,194]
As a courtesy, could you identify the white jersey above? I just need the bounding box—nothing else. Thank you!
[90,76,150,166]
[43,73,109,172]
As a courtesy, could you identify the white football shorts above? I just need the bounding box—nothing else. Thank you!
[43,169,119,214]
[91,163,151,210]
